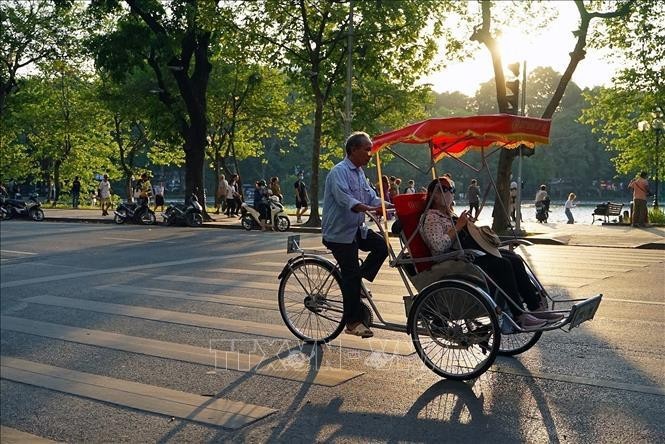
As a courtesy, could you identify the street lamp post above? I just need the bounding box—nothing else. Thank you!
[638,107,664,209]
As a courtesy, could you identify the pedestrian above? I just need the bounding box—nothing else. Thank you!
[270,176,283,202]
[389,176,399,197]
[71,176,81,208]
[215,175,228,214]
[48,180,56,204]
[233,175,243,215]
[138,172,152,206]
[225,175,237,217]
[98,174,112,216]
[564,192,576,224]
[405,180,416,194]
[322,131,392,338]
[628,172,650,227]
[510,181,518,222]
[467,178,480,220]
[294,172,309,223]
[154,182,165,212]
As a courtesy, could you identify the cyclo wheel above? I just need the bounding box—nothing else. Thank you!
[498,330,542,356]
[278,257,345,344]
[409,281,500,380]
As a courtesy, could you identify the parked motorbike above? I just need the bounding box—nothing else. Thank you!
[1,193,44,221]
[535,197,550,223]
[162,193,204,227]
[240,195,290,232]
[113,200,156,225]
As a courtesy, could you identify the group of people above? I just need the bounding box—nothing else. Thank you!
[214,174,242,217]
[214,172,310,226]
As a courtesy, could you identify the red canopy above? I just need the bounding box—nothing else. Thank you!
[371,114,551,162]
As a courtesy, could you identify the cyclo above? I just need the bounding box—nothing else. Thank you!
[277,115,602,380]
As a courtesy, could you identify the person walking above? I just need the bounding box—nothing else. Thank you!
[154,182,165,212]
[467,179,480,220]
[225,176,237,217]
[215,175,228,214]
[628,172,650,227]
[510,181,519,222]
[322,131,392,338]
[138,173,152,206]
[98,174,112,216]
[564,192,577,224]
[294,172,309,223]
[71,176,81,208]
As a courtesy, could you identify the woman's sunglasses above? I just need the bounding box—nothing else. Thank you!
[441,187,455,193]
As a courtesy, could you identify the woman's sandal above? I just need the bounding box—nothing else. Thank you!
[345,323,374,338]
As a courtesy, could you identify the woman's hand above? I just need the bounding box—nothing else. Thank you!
[456,210,470,231]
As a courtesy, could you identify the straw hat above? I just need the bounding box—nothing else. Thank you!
[466,222,501,257]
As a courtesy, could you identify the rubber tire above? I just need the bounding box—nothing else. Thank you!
[275,215,290,232]
[30,208,44,221]
[114,212,126,224]
[409,281,500,380]
[186,212,203,227]
[278,258,345,344]
[241,215,254,231]
[140,209,156,225]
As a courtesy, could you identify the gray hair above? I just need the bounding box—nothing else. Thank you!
[345,131,371,156]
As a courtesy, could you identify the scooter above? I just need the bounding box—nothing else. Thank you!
[114,200,156,225]
[240,195,290,232]
[535,197,550,223]
[1,193,44,221]
[162,193,204,227]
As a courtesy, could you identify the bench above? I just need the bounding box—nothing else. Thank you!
[591,202,623,224]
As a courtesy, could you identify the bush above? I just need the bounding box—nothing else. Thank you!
[648,208,665,224]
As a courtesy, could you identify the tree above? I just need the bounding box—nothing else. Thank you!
[470,0,636,233]
[89,0,224,210]
[579,0,664,182]
[245,0,467,226]
[0,0,79,116]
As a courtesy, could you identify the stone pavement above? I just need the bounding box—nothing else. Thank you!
[37,208,665,250]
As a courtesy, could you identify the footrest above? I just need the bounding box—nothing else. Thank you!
[567,294,602,330]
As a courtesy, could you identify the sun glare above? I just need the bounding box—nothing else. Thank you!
[423,3,623,96]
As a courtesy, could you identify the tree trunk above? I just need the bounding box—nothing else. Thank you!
[304,94,324,227]
[492,150,517,233]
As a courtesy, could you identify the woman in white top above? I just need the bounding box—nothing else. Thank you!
[564,193,576,224]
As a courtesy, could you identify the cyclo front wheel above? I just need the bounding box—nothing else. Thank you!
[278,257,345,344]
[498,329,542,356]
[409,281,500,380]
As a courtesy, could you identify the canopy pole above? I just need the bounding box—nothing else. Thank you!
[375,152,389,232]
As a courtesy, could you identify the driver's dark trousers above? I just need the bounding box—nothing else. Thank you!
[323,229,388,326]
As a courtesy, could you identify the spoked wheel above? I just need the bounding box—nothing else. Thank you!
[278,257,345,344]
[498,329,542,356]
[30,208,44,221]
[275,215,290,232]
[140,209,156,225]
[409,282,500,380]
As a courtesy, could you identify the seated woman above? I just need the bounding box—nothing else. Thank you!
[419,177,562,329]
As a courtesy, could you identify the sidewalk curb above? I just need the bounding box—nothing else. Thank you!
[40,216,665,250]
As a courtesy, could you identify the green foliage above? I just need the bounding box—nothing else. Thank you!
[648,208,665,224]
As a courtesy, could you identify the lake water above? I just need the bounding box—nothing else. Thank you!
[469,202,628,225]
